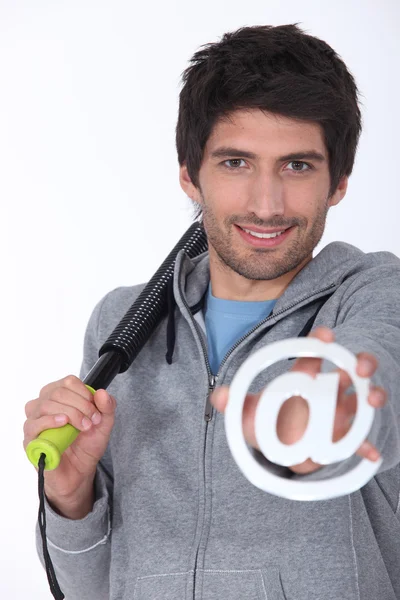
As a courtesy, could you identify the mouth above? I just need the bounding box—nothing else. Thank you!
[234,224,295,248]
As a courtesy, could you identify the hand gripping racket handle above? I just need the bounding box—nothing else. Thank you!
[26,385,96,470]
[26,222,208,470]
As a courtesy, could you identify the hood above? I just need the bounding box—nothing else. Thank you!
[164,240,399,365]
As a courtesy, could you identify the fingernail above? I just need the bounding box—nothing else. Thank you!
[55,414,67,424]
[370,449,380,461]
[210,388,223,406]
[92,412,102,425]
[82,416,92,430]
[359,359,374,375]
[372,389,385,405]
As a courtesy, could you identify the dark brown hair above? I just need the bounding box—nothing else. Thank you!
[175,23,363,218]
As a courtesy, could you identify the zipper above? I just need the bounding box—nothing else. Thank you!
[176,277,219,598]
[176,280,215,600]
[206,283,336,406]
[176,271,336,600]
[178,275,336,421]
[177,276,216,421]
[204,374,217,421]
[192,405,212,600]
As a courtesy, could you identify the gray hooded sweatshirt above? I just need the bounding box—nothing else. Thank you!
[36,241,400,600]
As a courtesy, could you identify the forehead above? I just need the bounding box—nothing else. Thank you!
[204,108,326,157]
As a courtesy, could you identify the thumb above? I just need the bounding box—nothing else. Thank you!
[210,386,230,413]
[93,389,116,417]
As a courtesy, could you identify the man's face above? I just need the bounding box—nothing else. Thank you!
[180,108,347,283]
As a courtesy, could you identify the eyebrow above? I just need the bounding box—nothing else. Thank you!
[210,146,326,163]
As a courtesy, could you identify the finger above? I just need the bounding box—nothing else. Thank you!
[331,396,355,441]
[93,390,116,415]
[39,375,94,404]
[336,387,357,414]
[209,386,230,413]
[25,377,93,419]
[356,440,380,461]
[336,382,386,412]
[291,326,335,377]
[23,414,68,449]
[333,368,357,417]
[334,367,353,396]
[31,397,101,432]
[210,386,261,450]
[29,386,100,421]
[25,398,40,419]
[333,386,386,443]
[327,366,355,418]
[356,352,378,378]
[241,392,262,450]
[367,386,387,408]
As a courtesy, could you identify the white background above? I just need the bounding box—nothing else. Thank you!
[1,1,399,597]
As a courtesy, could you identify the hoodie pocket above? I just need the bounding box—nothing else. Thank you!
[133,570,188,599]
[133,567,286,600]
[200,567,286,600]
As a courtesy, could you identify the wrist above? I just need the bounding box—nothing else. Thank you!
[45,475,96,520]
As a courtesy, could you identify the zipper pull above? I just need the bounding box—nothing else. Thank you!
[204,374,217,422]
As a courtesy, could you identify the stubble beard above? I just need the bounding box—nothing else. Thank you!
[200,196,330,282]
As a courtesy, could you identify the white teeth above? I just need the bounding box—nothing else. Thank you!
[242,227,286,239]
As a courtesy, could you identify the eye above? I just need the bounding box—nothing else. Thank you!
[286,161,313,174]
[223,159,247,169]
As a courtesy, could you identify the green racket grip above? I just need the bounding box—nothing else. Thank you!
[26,384,96,471]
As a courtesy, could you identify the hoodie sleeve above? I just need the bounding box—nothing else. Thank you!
[35,292,114,600]
[291,264,400,482]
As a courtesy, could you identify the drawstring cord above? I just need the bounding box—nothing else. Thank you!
[38,454,65,599]
[165,277,176,365]
[165,280,209,365]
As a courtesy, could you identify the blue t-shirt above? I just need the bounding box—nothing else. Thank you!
[204,283,278,375]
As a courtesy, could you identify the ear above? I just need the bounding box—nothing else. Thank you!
[328,175,348,208]
[179,163,202,204]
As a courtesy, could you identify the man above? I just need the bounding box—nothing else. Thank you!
[24,23,400,600]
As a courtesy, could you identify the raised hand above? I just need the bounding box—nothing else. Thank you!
[210,326,387,474]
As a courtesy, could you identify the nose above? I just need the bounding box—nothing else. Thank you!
[246,173,285,220]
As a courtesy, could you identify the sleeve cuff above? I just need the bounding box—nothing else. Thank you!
[39,467,111,553]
